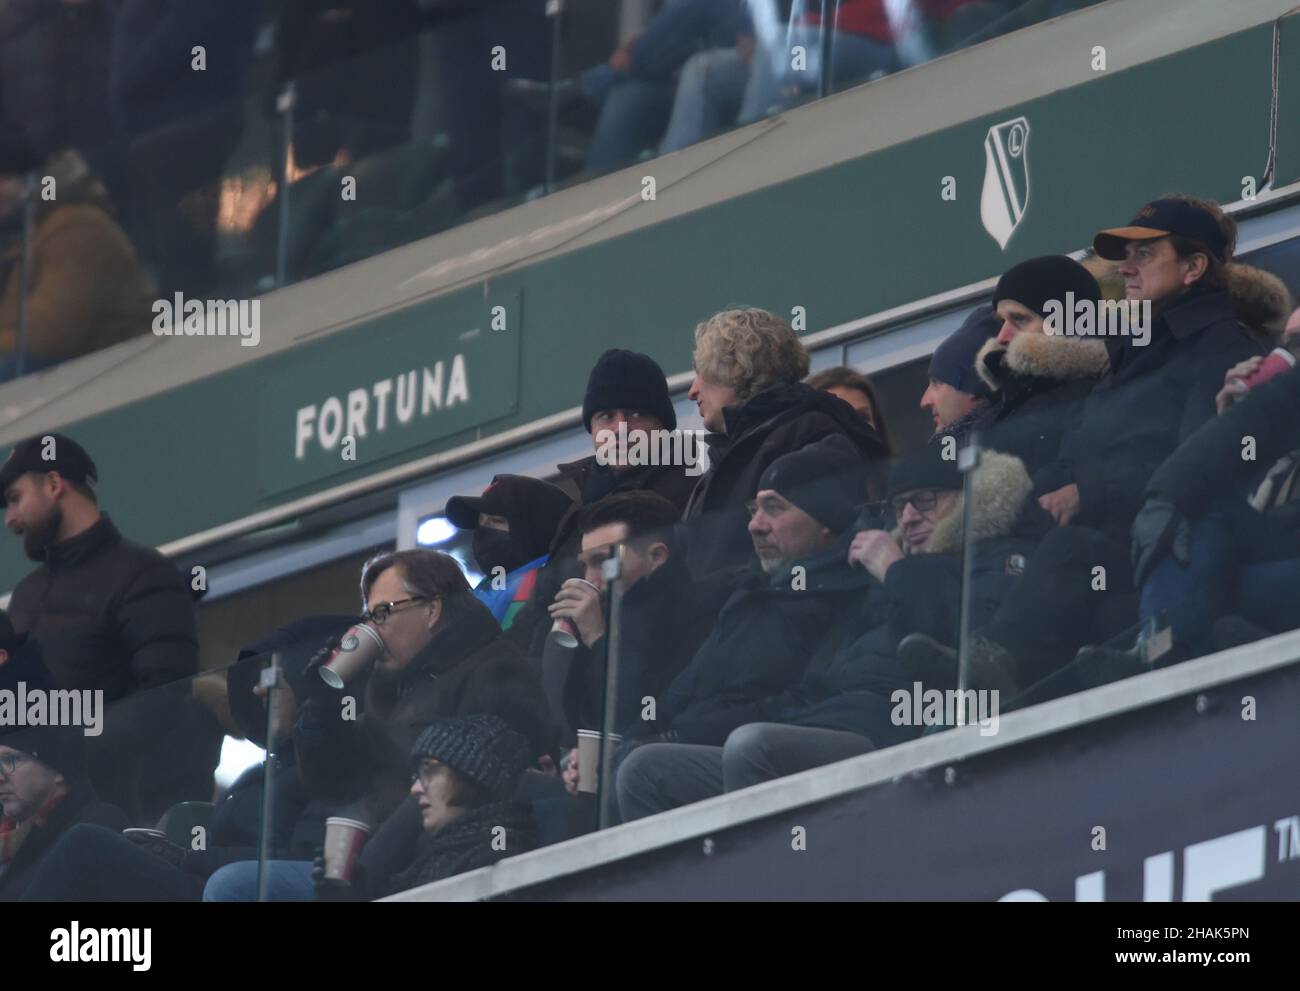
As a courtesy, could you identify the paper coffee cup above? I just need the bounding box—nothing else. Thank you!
[322,817,370,882]
[548,579,602,650]
[1242,346,1298,390]
[575,729,623,794]
[320,623,386,689]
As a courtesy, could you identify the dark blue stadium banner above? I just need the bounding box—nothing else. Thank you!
[257,291,521,495]
[513,661,1300,901]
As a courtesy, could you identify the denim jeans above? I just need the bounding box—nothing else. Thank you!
[660,48,749,154]
[1140,500,1300,657]
[202,858,315,902]
[616,723,873,821]
[739,28,897,124]
[582,0,748,172]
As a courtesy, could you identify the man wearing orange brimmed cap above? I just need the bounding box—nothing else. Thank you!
[902,195,1287,698]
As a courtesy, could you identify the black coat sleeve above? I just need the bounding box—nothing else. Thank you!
[1147,364,1300,516]
[117,557,199,690]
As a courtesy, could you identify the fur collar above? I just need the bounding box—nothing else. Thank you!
[1225,262,1294,342]
[896,451,1032,556]
[975,333,1108,392]
[1080,259,1293,343]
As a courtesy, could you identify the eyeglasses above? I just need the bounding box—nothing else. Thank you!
[891,491,941,517]
[412,759,443,789]
[364,597,428,625]
[0,753,27,776]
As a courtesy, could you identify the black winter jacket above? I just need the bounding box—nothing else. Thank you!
[0,781,127,901]
[7,515,198,697]
[965,332,1107,483]
[295,603,555,823]
[766,452,1044,745]
[646,534,875,746]
[1146,361,1300,519]
[1034,285,1268,543]
[505,455,697,659]
[556,553,730,738]
[683,382,887,579]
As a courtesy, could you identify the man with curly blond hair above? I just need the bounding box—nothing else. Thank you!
[683,308,887,577]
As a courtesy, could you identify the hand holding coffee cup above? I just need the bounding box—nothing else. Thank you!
[575,730,623,794]
[322,817,370,882]
[547,578,604,648]
[318,623,387,689]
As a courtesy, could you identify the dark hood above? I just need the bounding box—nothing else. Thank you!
[721,382,887,461]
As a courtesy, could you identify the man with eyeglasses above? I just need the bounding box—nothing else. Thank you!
[291,549,555,829]
[0,725,126,900]
[617,443,1044,820]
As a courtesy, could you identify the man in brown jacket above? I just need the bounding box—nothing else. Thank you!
[0,133,156,378]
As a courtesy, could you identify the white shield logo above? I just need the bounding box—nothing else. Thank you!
[980,117,1031,250]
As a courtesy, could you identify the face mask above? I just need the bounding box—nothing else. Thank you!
[472,527,526,576]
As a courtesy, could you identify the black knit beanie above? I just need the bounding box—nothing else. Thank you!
[581,349,677,433]
[929,307,999,399]
[888,444,963,497]
[410,715,533,799]
[992,255,1102,319]
[757,434,867,533]
[1,724,85,783]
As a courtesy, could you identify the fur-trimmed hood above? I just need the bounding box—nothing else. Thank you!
[1082,258,1293,344]
[975,332,1108,393]
[1224,262,1294,343]
[892,451,1034,556]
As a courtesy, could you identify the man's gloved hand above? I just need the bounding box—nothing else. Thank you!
[312,849,367,902]
[1131,497,1191,586]
[124,830,188,871]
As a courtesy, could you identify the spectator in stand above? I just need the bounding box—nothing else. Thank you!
[512,0,751,174]
[315,715,538,900]
[1,433,208,823]
[444,474,575,632]
[273,0,421,170]
[507,348,699,659]
[683,308,887,578]
[1079,328,1300,672]
[805,365,893,453]
[0,725,127,901]
[960,256,1108,477]
[109,0,259,294]
[427,0,551,213]
[737,0,901,126]
[922,305,999,439]
[550,492,726,767]
[0,133,157,378]
[618,444,1042,818]
[0,0,115,165]
[293,550,554,822]
[615,436,875,798]
[205,551,555,901]
[901,196,1285,696]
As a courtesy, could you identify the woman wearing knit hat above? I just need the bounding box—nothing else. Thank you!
[315,714,538,900]
[959,255,1110,478]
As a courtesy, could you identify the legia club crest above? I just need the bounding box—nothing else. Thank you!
[980,117,1030,249]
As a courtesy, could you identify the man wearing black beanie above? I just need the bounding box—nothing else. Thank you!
[922,306,999,437]
[954,255,1109,478]
[617,442,1045,819]
[504,348,697,657]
